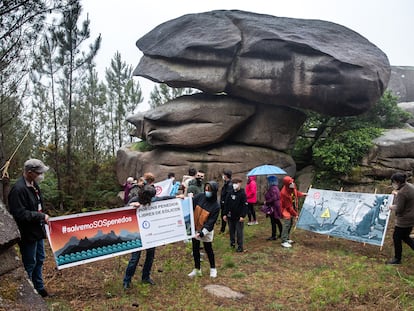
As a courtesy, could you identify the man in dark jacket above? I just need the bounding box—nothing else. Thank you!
[223,177,248,252]
[8,159,50,297]
[220,169,233,233]
[386,172,414,265]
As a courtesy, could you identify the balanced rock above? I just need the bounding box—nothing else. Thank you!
[127,93,305,151]
[134,10,391,116]
[127,94,255,148]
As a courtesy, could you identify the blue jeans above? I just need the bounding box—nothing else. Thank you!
[19,239,45,291]
[123,248,155,285]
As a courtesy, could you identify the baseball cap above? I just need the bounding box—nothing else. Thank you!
[24,159,49,174]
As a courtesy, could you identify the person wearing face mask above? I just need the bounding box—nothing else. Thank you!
[188,181,220,278]
[187,170,205,196]
[386,172,414,265]
[223,177,248,252]
[219,169,233,233]
[280,176,307,248]
[8,159,51,297]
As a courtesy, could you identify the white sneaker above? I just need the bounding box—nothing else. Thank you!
[281,242,292,248]
[188,269,202,277]
[210,268,217,278]
[287,239,294,244]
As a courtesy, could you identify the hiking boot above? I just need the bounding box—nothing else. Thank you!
[386,258,401,265]
[281,242,292,248]
[37,288,49,297]
[188,269,202,277]
[210,268,217,278]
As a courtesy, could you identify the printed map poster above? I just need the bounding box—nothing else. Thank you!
[296,188,393,246]
[46,198,194,269]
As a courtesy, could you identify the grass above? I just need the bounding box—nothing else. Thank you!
[43,212,414,310]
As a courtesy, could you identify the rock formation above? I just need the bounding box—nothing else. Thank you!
[117,10,391,184]
[388,66,414,103]
[134,10,390,116]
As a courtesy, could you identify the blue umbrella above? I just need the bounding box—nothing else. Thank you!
[246,164,287,176]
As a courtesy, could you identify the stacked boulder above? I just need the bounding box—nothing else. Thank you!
[117,10,391,182]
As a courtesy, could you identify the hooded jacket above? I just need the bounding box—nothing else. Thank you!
[264,183,282,219]
[193,181,220,233]
[280,176,305,219]
[245,176,257,204]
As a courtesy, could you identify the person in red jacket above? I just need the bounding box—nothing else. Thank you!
[245,176,258,225]
[280,176,306,248]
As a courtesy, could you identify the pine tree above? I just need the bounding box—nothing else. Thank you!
[105,51,143,155]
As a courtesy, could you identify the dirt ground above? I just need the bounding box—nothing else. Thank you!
[42,211,414,311]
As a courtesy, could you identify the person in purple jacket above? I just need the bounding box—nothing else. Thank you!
[264,175,282,241]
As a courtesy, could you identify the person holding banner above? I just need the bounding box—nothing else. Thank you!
[188,181,220,278]
[123,184,158,288]
[8,159,51,297]
[386,172,414,265]
[280,176,306,248]
[124,177,185,288]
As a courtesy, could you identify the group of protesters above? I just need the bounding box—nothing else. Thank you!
[7,158,414,298]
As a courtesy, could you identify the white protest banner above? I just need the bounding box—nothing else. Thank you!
[296,188,393,247]
[154,178,173,197]
[46,198,194,269]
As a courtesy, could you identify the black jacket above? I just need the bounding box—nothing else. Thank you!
[8,176,47,241]
[220,180,233,208]
[223,188,248,220]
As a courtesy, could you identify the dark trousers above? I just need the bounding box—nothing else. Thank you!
[270,216,283,238]
[393,226,414,260]
[220,206,227,232]
[19,239,45,291]
[247,203,256,222]
[123,248,155,284]
[228,219,244,248]
[192,238,215,269]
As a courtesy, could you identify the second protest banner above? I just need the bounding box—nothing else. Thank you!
[296,188,393,247]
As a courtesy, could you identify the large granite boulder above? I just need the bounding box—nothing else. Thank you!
[127,94,255,148]
[398,102,414,126]
[127,93,305,150]
[134,10,391,116]
[116,144,296,185]
[348,128,414,181]
[387,66,414,103]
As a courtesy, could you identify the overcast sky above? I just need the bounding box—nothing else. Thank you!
[82,0,414,109]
